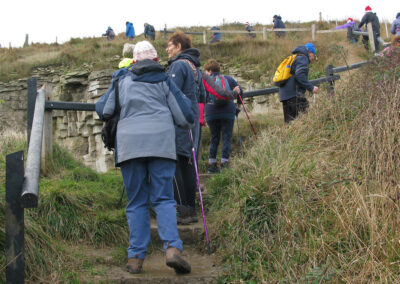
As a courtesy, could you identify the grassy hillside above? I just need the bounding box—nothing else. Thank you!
[0,21,373,84]
[1,21,397,282]
[206,50,400,282]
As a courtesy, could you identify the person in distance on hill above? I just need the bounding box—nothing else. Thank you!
[334,18,361,44]
[358,6,381,52]
[209,26,222,43]
[279,43,318,124]
[390,12,400,45]
[144,23,156,40]
[272,15,286,38]
[166,31,206,225]
[102,41,193,275]
[102,26,115,41]
[125,21,135,41]
[203,59,242,173]
[245,22,256,38]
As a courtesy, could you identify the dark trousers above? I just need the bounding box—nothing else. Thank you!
[362,33,380,52]
[282,96,309,124]
[173,155,196,208]
[208,118,235,160]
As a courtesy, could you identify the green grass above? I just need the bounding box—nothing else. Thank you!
[206,50,400,282]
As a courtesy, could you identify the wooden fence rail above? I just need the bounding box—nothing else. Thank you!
[163,24,347,42]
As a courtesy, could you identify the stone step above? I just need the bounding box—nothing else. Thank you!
[151,218,207,246]
[81,248,221,283]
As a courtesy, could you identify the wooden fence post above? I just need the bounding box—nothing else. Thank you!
[203,30,207,44]
[325,64,335,95]
[42,85,53,174]
[27,77,37,146]
[384,21,389,39]
[5,151,25,284]
[164,24,167,40]
[311,24,316,41]
[263,27,267,40]
[367,22,376,52]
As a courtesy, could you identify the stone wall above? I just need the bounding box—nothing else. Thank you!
[0,68,116,172]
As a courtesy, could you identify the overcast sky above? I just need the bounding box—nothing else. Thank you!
[1,0,396,48]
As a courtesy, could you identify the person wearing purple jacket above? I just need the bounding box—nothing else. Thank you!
[334,18,360,44]
[390,12,400,45]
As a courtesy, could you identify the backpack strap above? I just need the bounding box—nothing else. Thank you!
[114,77,120,115]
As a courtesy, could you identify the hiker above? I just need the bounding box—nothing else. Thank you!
[100,41,193,275]
[358,6,381,51]
[203,59,243,173]
[144,23,156,40]
[390,12,400,45]
[272,15,286,38]
[210,26,222,43]
[245,22,256,38]
[102,26,115,41]
[334,18,360,44]
[125,21,135,40]
[279,43,318,124]
[165,31,206,225]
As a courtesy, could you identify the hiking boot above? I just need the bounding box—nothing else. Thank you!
[208,162,220,174]
[220,162,229,170]
[176,205,191,225]
[188,206,198,223]
[166,247,191,274]
[126,255,144,274]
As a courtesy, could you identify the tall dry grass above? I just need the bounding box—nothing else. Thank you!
[207,49,400,282]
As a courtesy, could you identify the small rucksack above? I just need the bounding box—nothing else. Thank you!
[148,25,155,33]
[273,54,297,86]
[101,78,120,151]
[208,75,232,106]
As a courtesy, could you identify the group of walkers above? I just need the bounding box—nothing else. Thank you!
[95,6,400,276]
[96,31,242,275]
[102,21,156,41]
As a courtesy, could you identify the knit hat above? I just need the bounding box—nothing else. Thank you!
[304,42,317,55]
[132,41,158,62]
[396,12,400,19]
[273,15,278,19]
[245,22,249,26]
[365,6,372,12]
[347,18,353,22]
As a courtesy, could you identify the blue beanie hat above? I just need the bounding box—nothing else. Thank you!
[397,12,400,19]
[304,43,316,55]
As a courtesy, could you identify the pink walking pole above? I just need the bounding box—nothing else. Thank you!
[189,129,211,254]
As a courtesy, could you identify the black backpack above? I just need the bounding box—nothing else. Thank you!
[101,78,120,151]
[149,25,155,33]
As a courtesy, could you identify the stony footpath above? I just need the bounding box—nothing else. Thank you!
[79,174,222,283]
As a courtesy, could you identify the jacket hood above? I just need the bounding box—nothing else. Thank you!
[169,48,201,67]
[131,59,165,75]
[397,12,400,19]
[292,45,309,56]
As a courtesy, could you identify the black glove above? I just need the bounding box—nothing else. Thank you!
[235,108,241,116]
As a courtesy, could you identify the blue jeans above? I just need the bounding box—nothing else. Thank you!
[120,158,182,260]
[208,118,235,160]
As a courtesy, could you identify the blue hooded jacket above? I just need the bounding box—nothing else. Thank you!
[125,22,135,38]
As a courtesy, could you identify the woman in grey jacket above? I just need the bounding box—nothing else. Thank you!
[102,41,193,275]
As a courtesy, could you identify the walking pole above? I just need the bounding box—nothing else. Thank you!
[237,94,257,136]
[189,129,211,254]
[236,112,243,153]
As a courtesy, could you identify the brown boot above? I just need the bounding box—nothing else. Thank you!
[166,247,191,274]
[126,255,144,274]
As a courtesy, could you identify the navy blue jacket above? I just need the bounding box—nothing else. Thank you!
[273,18,286,36]
[359,12,380,36]
[168,48,206,157]
[279,46,314,102]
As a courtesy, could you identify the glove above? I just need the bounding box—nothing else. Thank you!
[235,108,241,116]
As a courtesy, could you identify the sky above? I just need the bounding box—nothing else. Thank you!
[0,0,397,48]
